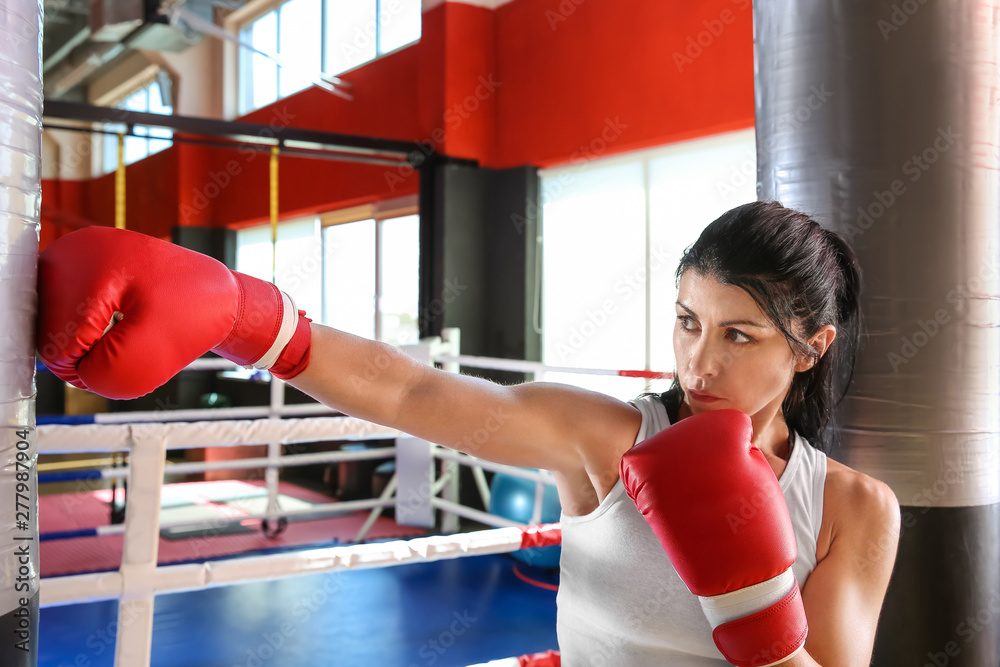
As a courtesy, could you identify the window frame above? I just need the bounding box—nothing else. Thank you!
[234,194,419,347]
[319,196,419,341]
[225,0,421,118]
[96,76,174,176]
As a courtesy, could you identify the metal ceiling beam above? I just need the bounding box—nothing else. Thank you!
[43,100,430,164]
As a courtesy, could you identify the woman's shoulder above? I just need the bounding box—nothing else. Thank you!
[818,458,901,561]
[825,459,898,510]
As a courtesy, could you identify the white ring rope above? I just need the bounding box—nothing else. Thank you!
[42,447,397,481]
[40,524,562,607]
[75,347,669,380]
[48,497,398,538]
[38,415,399,454]
[436,353,672,380]
[181,357,243,372]
[62,403,338,424]
[435,449,555,486]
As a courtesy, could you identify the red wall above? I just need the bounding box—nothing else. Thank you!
[41,147,179,244]
[40,0,754,245]
[493,0,754,167]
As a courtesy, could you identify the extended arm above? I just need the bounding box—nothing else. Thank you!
[36,227,640,476]
[289,322,640,472]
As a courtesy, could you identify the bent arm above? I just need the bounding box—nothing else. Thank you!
[798,477,901,666]
[287,323,641,473]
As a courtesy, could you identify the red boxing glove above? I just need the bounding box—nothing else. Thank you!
[36,226,312,400]
[518,650,560,667]
[620,409,808,667]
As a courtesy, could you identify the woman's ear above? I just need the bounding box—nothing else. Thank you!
[795,325,836,372]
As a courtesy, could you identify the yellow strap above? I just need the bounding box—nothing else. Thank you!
[270,145,279,283]
[115,133,126,230]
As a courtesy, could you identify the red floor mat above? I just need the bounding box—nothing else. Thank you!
[40,480,426,577]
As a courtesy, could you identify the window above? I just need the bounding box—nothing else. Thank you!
[323,214,420,345]
[323,219,376,339]
[239,0,422,115]
[539,129,757,401]
[102,79,173,173]
[235,210,419,348]
[236,217,324,320]
[377,214,420,346]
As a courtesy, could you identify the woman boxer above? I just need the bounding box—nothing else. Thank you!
[37,200,900,666]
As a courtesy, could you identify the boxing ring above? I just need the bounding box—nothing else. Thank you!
[21,0,995,660]
[36,331,669,666]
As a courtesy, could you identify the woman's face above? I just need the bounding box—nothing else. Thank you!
[673,270,810,420]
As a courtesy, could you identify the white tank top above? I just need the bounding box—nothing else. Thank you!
[556,394,827,666]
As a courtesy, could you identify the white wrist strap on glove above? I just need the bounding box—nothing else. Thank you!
[251,290,299,371]
[697,567,797,628]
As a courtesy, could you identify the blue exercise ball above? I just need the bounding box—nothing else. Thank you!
[489,471,561,568]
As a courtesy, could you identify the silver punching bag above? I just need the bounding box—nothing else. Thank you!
[0,0,42,666]
[755,1,1000,664]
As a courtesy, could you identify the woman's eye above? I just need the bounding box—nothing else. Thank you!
[728,329,753,343]
[677,316,753,344]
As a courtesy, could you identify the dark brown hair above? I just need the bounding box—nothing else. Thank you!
[651,200,863,454]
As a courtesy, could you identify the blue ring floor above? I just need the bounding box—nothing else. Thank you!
[40,553,559,667]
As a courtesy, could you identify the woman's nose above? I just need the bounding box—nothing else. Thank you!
[686,335,723,380]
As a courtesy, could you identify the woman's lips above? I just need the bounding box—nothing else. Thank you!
[687,389,722,403]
